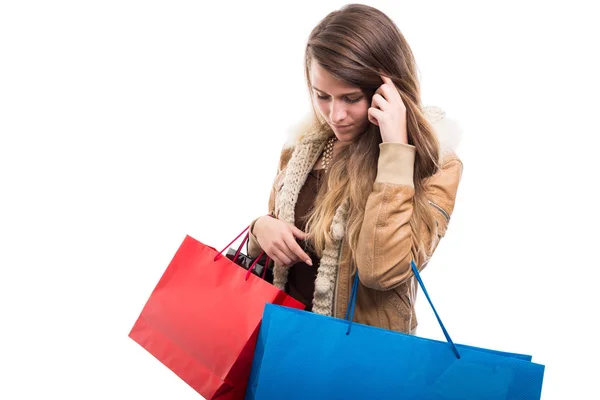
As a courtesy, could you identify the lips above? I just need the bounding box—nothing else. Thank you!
[333,123,352,129]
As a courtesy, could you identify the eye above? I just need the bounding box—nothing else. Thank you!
[346,96,363,104]
[316,94,363,104]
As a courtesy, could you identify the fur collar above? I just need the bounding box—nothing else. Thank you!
[283,105,462,155]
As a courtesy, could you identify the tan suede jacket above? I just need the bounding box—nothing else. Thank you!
[249,140,463,333]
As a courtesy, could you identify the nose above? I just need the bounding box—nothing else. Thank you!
[329,100,348,124]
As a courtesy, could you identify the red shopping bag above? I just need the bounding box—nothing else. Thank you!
[129,227,304,399]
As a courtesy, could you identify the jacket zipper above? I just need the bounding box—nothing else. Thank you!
[332,247,342,316]
[428,200,450,223]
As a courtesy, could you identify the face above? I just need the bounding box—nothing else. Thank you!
[309,60,371,143]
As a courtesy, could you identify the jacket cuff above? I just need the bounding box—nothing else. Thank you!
[249,216,260,235]
[247,216,263,258]
[375,142,416,186]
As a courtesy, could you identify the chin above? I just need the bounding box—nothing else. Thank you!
[334,127,361,142]
[336,134,355,143]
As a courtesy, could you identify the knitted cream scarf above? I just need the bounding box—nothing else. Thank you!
[272,106,459,316]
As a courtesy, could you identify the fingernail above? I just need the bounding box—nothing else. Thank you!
[306,259,313,266]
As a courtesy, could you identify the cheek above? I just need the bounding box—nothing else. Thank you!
[314,99,328,117]
[353,102,370,121]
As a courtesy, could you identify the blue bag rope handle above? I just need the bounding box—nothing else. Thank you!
[345,260,461,359]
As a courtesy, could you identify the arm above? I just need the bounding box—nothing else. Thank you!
[247,188,277,258]
[355,143,463,290]
[247,146,293,258]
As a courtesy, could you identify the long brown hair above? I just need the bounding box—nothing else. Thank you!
[303,4,441,270]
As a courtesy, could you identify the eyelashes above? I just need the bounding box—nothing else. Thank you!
[316,94,363,104]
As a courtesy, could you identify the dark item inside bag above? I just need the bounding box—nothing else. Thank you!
[226,248,274,284]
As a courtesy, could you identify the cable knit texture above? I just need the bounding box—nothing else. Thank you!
[270,105,462,316]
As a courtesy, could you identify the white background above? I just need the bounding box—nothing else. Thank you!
[1,1,598,399]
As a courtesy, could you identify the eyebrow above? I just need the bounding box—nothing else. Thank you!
[311,86,363,96]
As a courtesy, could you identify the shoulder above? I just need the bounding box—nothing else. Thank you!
[282,111,322,149]
[429,152,463,192]
[277,147,294,172]
[424,152,463,203]
[421,106,464,197]
[275,111,325,171]
[422,105,463,159]
[423,104,464,183]
[277,105,464,172]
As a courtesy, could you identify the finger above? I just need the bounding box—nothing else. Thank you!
[290,224,308,241]
[284,233,312,266]
[378,81,400,103]
[272,247,292,266]
[381,75,398,90]
[371,93,388,111]
[275,238,301,264]
[380,74,391,84]
[279,240,304,265]
[368,107,383,126]
[264,248,282,266]
[270,254,284,267]
[378,75,391,97]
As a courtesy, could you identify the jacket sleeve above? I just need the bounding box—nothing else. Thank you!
[247,146,292,258]
[355,142,463,290]
[247,188,277,258]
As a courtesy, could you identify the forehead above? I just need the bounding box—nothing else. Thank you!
[310,61,361,95]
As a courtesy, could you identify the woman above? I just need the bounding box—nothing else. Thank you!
[247,3,463,335]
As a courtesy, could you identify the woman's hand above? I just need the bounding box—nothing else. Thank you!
[253,216,313,267]
[368,75,408,144]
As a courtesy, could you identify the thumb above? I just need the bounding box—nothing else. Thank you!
[289,224,308,240]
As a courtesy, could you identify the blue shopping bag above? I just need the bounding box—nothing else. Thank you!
[245,261,545,400]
